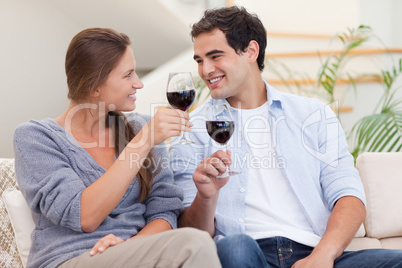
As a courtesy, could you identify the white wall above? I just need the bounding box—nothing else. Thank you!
[1,0,401,158]
[236,0,359,34]
[232,0,402,142]
[392,0,402,47]
[0,0,194,158]
[0,0,77,157]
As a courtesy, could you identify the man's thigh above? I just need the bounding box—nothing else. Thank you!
[336,249,402,268]
[216,234,268,268]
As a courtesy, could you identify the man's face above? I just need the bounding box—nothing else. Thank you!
[193,29,250,102]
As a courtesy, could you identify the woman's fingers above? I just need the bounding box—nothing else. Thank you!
[161,109,192,131]
[150,109,193,145]
[90,234,124,256]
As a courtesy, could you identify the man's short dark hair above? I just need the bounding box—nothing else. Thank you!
[191,6,267,71]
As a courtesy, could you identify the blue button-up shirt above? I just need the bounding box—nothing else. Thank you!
[169,81,366,239]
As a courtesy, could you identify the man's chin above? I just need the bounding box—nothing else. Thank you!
[210,90,227,100]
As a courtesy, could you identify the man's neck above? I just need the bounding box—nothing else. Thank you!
[226,76,267,110]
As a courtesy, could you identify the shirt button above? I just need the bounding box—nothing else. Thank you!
[238,218,243,223]
[240,188,245,193]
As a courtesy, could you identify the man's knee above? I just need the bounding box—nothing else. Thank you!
[216,234,259,252]
[216,234,265,268]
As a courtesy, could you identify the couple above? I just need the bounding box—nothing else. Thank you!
[14,5,402,268]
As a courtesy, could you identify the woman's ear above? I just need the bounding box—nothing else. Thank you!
[246,40,259,63]
[91,87,101,98]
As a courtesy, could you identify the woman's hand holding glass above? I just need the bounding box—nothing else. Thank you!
[144,108,192,147]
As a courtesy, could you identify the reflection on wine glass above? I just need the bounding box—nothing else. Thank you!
[205,103,240,178]
[166,72,196,144]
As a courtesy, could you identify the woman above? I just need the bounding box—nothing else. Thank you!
[13,28,220,268]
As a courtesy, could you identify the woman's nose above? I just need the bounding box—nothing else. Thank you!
[133,75,144,89]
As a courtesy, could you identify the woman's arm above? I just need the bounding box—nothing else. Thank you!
[80,109,190,232]
[130,219,172,240]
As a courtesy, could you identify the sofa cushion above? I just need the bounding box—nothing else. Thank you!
[355,223,366,238]
[346,237,382,251]
[356,152,402,239]
[380,237,402,250]
[0,158,23,268]
[2,188,35,267]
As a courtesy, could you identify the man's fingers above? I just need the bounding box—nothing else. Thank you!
[211,150,232,166]
[199,156,228,176]
[208,157,228,174]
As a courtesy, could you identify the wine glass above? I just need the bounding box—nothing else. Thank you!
[166,72,196,144]
[205,103,240,177]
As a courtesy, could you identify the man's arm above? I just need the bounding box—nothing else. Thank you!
[179,192,219,236]
[293,196,366,268]
[178,150,232,236]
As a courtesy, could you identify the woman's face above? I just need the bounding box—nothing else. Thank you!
[95,47,143,112]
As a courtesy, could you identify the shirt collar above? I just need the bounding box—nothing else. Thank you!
[208,79,285,113]
[264,80,285,111]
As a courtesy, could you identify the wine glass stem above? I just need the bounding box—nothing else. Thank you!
[178,130,190,144]
[224,143,231,174]
[217,143,230,178]
[179,131,185,143]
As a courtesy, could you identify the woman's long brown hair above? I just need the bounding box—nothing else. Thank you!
[107,111,154,202]
[65,28,153,202]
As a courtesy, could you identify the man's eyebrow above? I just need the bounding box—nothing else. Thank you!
[206,50,224,57]
[193,50,225,60]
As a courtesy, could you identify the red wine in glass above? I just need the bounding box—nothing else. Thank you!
[166,72,196,144]
[167,89,195,111]
[206,121,234,145]
[205,103,240,177]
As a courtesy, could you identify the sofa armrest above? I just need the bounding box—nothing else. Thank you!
[0,158,24,268]
[356,152,402,239]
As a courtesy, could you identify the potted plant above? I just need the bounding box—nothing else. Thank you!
[265,25,402,159]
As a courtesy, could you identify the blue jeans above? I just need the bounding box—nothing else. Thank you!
[216,235,402,268]
[216,234,268,268]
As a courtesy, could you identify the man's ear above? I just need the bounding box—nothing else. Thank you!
[246,40,259,63]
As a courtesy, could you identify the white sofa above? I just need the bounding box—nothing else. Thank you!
[346,152,402,251]
[1,152,402,267]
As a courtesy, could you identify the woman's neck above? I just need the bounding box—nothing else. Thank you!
[55,101,109,140]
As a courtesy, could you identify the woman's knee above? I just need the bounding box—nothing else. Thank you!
[174,227,216,249]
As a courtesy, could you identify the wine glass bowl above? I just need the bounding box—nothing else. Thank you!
[166,72,196,144]
[166,90,195,111]
[206,121,234,145]
[205,103,240,177]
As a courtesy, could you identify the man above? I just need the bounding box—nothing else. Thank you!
[170,6,402,268]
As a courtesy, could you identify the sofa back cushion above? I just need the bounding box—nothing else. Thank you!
[356,152,402,239]
[2,188,35,267]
